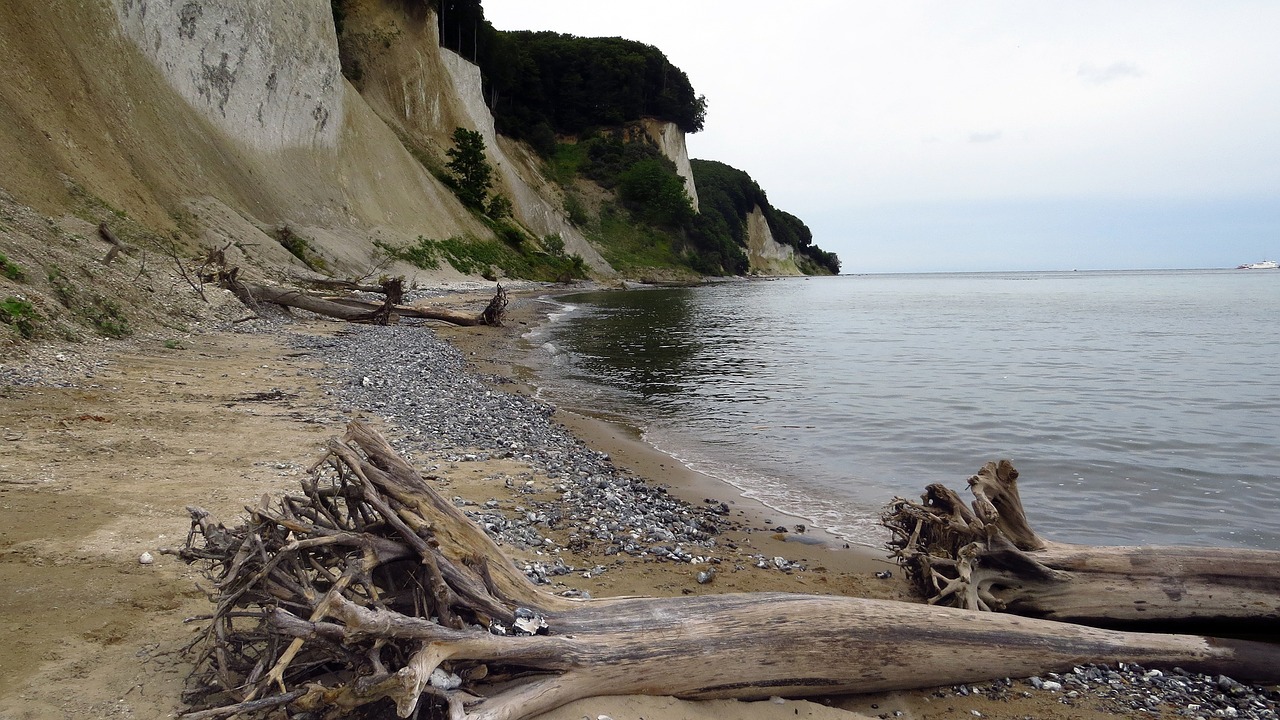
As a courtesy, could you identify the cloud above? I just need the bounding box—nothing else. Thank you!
[968,130,1004,144]
[1078,61,1144,85]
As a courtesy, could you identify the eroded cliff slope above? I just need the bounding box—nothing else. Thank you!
[0,0,605,287]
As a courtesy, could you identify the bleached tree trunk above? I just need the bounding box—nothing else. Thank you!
[170,428,1280,720]
[219,276,507,327]
[882,460,1280,629]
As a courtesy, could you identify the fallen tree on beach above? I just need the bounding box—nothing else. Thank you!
[238,280,507,326]
[882,460,1280,631]
[213,266,508,327]
[168,423,1280,720]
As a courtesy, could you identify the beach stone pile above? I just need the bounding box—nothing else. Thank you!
[1029,664,1278,719]
[290,324,736,581]
[907,664,1277,720]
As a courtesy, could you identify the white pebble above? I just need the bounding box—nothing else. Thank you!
[138,551,154,565]
[428,668,462,690]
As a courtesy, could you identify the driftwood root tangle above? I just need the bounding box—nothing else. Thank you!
[882,460,1280,631]
[170,427,1280,720]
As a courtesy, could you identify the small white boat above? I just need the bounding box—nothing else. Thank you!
[1238,260,1279,269]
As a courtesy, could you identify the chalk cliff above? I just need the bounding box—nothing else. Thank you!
[744,206,802,275]
[0,0,607,282]
[1,0,831,288]
[330,0,612,273]
[642,118,700,212]
[114,0,344,152]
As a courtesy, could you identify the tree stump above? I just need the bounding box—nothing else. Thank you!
[882,460,1280,631]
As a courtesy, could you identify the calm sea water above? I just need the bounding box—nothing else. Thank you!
[521,270,1280,550]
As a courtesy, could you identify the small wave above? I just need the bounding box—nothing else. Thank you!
[643,429,889,549]
[521,298,579,341]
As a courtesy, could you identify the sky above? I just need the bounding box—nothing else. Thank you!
[480,1,1280,273]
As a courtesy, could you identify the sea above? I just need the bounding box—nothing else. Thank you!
[519,269,1280,551]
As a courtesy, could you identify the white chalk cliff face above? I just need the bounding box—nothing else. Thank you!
[337,1,612,274]
[437,48,613,274]
[114,0,343,150]
[745,206,802,275]
[641,118,700,211]
[100,0,513,278]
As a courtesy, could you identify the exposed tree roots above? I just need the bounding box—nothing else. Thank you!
[169,427,1280,720]
[882,460,1280,630]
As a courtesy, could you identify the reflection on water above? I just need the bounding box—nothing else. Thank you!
[549,288,704,400]
[526,272,1280,550]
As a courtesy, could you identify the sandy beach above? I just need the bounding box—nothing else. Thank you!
[1,285,1275,720]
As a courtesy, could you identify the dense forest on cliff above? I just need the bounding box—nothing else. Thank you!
[432,1,705,148]
[693,160,842,275]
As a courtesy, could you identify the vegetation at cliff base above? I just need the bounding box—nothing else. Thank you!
[692,159,841,275]
[546,131,839,277]
[0,252,27,282]
[1,296,38,339]
[376,233,586,283]
[547,129,736,276]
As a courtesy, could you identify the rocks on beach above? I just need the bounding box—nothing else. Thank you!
[283,318,1276,718]
[291,322,738,585]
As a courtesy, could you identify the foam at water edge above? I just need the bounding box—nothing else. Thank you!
[643,427,890,549]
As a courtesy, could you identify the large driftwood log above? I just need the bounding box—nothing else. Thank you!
[99,222,135,264]
[218,273,507,327]
[321,291,510,327]
[882,460,1280,630]
[170,424,1280,720]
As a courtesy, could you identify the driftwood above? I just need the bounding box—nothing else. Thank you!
[300,276,404,302]
[882,460,1280,631]
[99,222,135,264]
[169,424,1280,720]
[216,271,506,327]
[320,292,509,327]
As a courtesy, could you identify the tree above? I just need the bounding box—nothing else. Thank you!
[446,127,493,210]
[617,158,694,227]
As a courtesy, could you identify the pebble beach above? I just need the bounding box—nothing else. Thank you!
[2,283,1277,720]
[285,287,1280,720]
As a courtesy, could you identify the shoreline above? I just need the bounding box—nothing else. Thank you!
[500,284,901,552]
[436,286,898,581]
[3,284,1276,720]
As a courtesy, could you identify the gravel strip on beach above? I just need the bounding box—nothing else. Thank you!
[289,322,749,588]
[931,664,1277,720]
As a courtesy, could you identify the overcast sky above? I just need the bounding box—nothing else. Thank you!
[481,1,1280,273]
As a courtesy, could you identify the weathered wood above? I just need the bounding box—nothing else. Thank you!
[882,460,1280,629]
[99,222,134,264]
[231,280,506,327]
[239,282,384,322]
[300,277,389,294]
[170,426,1280,720]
